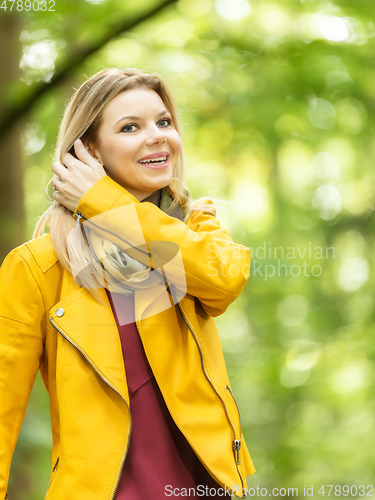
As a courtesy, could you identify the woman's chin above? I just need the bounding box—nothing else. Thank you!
[145,171,173,189]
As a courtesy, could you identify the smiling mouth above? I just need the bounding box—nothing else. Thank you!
[139,155,168,165]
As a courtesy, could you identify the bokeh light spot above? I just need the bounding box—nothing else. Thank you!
[317,15,350,42]
[337,257,369,292]
[309,152,340,183]
[20,40,58,83]
[277,295,310,327]
[307,98,336,130]
[215,0,252,21]
[312,185,342,220]
[330,361,370,394]
[21,122,47,156]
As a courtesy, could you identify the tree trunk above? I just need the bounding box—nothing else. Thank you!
[0,14,25,261]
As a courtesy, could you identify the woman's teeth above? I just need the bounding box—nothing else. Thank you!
[139,156,167,165]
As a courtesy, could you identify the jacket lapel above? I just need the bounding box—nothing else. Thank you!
[50,284,129,402]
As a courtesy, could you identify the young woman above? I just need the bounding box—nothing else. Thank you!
[0,68,255,499]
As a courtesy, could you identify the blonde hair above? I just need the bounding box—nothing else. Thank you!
[34,67,215,276]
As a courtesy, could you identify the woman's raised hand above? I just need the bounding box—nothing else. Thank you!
[51,139,106,213]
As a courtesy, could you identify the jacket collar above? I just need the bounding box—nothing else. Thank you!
[144,186,184,222]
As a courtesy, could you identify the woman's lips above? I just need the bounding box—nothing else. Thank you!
[139,156,169,169]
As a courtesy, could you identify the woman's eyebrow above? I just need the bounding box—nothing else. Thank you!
[116,109,169,125]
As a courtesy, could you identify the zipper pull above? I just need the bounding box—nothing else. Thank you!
[75,211,83,227]
[233,439,241,465]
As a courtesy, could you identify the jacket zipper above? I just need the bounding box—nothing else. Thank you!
[49,317,132,500]
[74,211,84,224]
[46,456,60,492]
[176,303,246,498]
[225,385,243,465]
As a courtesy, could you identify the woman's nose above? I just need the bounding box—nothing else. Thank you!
[145,125,166,145]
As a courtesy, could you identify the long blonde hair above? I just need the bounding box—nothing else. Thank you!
[34,68,215,275]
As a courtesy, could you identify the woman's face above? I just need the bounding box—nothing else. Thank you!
[89,87,183,201]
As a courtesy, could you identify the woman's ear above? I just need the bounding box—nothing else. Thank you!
[86,142,102,164]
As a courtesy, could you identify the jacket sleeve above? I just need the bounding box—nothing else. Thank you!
[75,176,250,317]
[0,250,45,497]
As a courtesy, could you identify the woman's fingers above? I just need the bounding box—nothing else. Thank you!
[52,188,66,208]
[50,139,106,212]
[73,139,101,169]
[51,161,67,179]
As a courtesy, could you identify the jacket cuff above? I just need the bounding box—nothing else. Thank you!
[75,176,139,220]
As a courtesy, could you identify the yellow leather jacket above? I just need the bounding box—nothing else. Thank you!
[0,177,255,499]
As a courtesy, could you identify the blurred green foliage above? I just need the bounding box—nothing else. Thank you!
[2,0,375,498]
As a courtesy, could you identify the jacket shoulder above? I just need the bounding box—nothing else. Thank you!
[15,234,59,273]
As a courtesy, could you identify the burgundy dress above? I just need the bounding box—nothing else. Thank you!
[107,291,230,499]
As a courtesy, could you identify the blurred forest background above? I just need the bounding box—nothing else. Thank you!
[0,0,374,498]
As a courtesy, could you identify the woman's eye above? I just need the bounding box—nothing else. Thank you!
[121,124,137,133]
[158,118,172,128]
